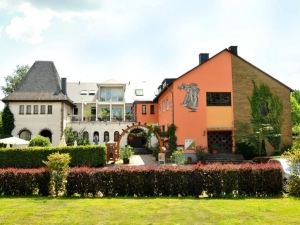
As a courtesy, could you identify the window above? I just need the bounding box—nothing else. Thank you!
[83,131,89,141]
[47,105,52,114]
[19,129,31,141]
[114,131,120,142]
[166,99,169,111]
[135,89,144,96]
[80,90,88,95]
[19,105,24,114]
[104,131,109,142]
[73,107,78,115]
[100,87,124,102]
[89,90,96,95]
[206,92,231,106]
[112,106,123,121]
[150,104,155,114]
[40,105,46,114]
[33,105,38,114]
[142,105,146,114]
[26,105,31,114]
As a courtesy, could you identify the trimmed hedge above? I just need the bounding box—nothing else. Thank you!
[67,163,282,197]
[0,168,49,196]
[0,163,282,197]
[0,145,106,168]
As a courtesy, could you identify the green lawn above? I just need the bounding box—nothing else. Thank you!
[0,197,299,225]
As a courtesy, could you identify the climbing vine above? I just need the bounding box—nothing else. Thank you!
[248,81,283,154]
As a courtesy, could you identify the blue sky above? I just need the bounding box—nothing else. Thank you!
[0,0,300,109]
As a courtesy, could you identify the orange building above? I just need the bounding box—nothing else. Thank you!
[134,46,293,155]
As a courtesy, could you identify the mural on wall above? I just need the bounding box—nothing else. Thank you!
[178,83,200,111]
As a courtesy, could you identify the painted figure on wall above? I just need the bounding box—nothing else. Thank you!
[178,83,200,111]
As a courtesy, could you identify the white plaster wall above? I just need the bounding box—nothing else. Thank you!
[9,102,64,146]
[67,121,159,148]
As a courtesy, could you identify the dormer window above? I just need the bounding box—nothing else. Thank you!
[89,90,96,95]
[80,90,88,95]
[135,89,144,96]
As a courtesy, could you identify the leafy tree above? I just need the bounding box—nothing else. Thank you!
[0,111,3,138]
[2,104,15,137]
[291,90,300,126]
[248,81,283,154]
[1,65,29,96]
[167,124,177,152]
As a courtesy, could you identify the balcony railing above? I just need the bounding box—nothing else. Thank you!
[69,115,135,123]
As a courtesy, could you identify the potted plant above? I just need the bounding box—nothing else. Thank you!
[210,143,220,154]
[120,145,134,164]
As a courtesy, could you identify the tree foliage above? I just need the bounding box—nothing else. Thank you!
[248,81,283,154]
[63,127,89,146]
[2,105,15,137]
[1,65,29,96]
[291,90,300,126]
[29,135,51,147]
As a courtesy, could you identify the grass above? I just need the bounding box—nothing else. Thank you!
[0,197,299,225]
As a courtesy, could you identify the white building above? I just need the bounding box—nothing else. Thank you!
[2,61,158,147]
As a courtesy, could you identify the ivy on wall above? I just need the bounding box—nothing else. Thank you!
[248,81,283,153]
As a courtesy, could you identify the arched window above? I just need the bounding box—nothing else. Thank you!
[40,129,52,143]
[114,131,120,142]
[19,129,31,141]
[93,131,99,144]
[104,131,109,142]
[83,131,89,141]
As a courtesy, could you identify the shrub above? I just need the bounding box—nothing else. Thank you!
[235,141,257,160]
[29,135,51,147]
[0,168,49,196]
[120,145,134,160]
[0,145,106,168]
[67,163,282,197]
[171,150,186,165]
[43,153,71,197]
[284,150,300,196]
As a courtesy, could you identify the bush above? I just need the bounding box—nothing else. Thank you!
[67,163,282,197]
[235,141,257,160]
[29,135,51,147]
[284,150,300,196]
[0,168,49,196]
[171,150,186,165]
[43,153,71,197]
[0,145,106,168]
[0,163,282,197]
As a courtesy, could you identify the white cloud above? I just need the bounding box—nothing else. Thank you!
[5,3,55,44]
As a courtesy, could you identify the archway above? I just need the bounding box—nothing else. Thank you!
[18,129,31,141]
[116,122,164,154]
[40,129,52,143]
[127,128,147,148]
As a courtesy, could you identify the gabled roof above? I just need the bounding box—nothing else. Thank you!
[153,48,293,102]
[2,61,74,105]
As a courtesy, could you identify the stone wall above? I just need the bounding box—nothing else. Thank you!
[231,55,292,154]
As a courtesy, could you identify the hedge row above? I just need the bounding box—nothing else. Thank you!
[67,163,282,197]
[0,168,49,196]
[0,163,282,197]
[0,145,106,168]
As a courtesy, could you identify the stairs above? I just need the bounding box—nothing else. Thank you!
[205,153,244,163]
[133,147,152,155]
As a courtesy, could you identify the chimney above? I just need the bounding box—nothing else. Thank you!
[61,77,67,95]
[228,46,238,55]
[199,53,209,64]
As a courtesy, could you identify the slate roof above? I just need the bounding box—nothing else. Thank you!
[2,61,74,105]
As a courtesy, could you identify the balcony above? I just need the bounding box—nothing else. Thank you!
[69,115,135,123]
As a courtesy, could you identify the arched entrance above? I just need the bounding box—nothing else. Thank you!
[127,128,147,148]
[40,129,52,143]
[116,122,164,155]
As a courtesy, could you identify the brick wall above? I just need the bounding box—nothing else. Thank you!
[231,55,292,154]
